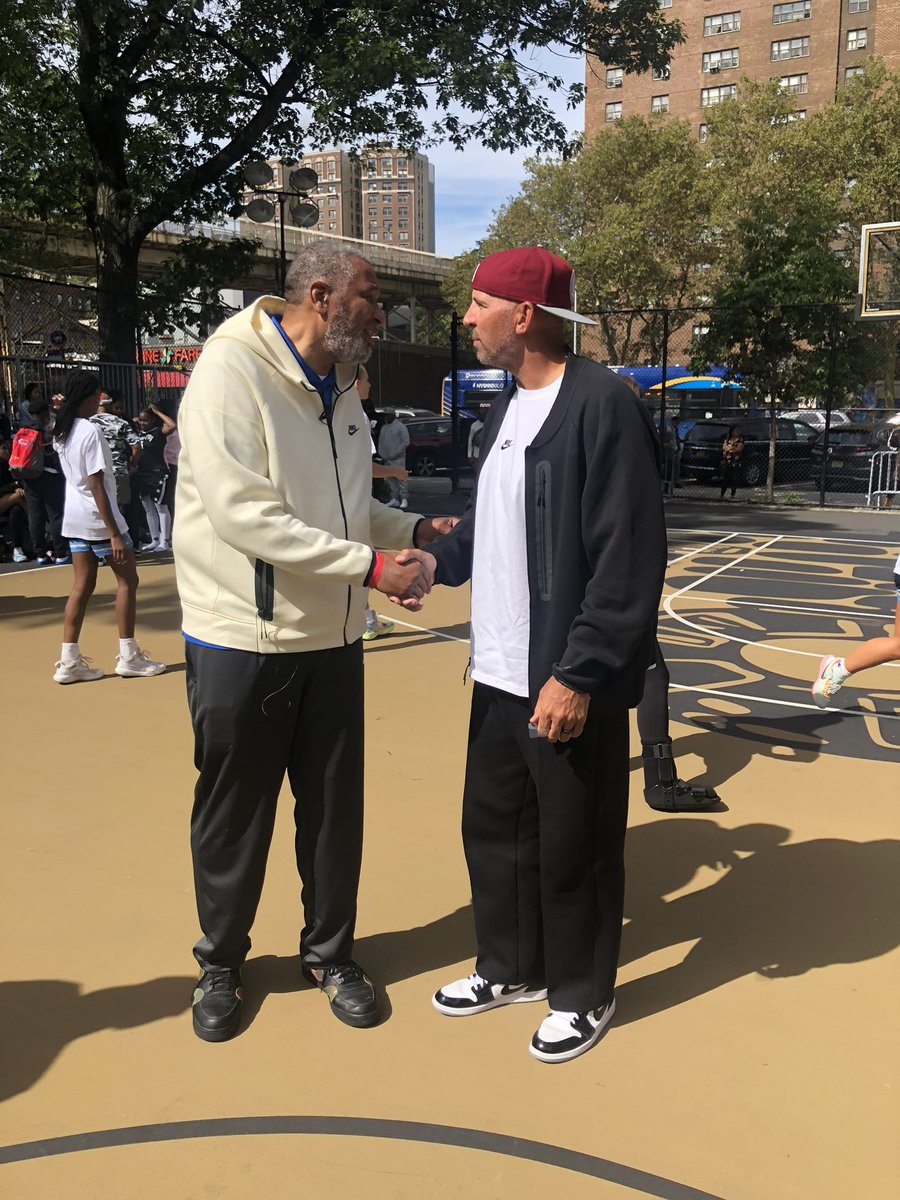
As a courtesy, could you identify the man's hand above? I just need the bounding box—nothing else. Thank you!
[414,516,459,546]
[388,548,436,610]
[530,677,590,744]
[110,533,127,565]
[374,549,434,603]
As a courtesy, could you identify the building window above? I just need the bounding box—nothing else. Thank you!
[368,181,377,191]
[771,36,810,59]
[605,101,622,121]
[368,219,378,227]
[398,207,409,216]
[785,109,807,120]
[328,222,336,230]
[703,48,740,70]
[652,66,671,81]
[368,207,377,216]
[399,232,409,241]
[848,0,868,11]
[367,158,376,173]
[699,123,709,142]
[693,324,710,338]
[398,219,409,229]
[383,232,392,241]
[704,11,741,35]
[606,67,623,88]
[773,1,811,23]
[658,0,672,7]
[398,192,409,202]
[780,72,809,93]
[381,157,392,173]
[846,28,867,50]
[701,84,737,105]
[370,232,377,240]
[383,181,392,190]
[397,157,408,174]
[845,65,865,79]
[651,94,669,113]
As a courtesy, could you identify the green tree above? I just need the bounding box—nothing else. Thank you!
[0,0,682,363]
[692,201,864,501]
[443,115,709,362]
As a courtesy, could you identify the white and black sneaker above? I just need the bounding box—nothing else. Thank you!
[432,971,547,1017]
[529,998,616,1064]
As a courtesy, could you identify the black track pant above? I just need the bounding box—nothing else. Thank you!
[186,640,365,973]
[462,683,629,1013]
[23,471,66,558]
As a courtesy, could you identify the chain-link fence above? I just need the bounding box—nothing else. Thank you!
[578,303,900,508]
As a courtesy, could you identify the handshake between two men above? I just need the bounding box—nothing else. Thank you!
[368,515,456,611]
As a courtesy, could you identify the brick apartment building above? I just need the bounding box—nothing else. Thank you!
[585,0,900,141]
[250,148,436,252]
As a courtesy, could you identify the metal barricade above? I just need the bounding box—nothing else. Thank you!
[867,449,900,508]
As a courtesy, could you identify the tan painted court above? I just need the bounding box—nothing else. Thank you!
[2,509,898,1199]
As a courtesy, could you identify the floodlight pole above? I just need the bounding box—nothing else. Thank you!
[277,194,287,297]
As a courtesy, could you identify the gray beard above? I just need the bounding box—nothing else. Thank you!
[323,309,373,363]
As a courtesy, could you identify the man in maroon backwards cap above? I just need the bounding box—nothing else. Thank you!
[401,246,666,1063]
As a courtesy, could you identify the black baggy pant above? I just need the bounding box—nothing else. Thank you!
[463,683,630,1013]
[186,640,365,973]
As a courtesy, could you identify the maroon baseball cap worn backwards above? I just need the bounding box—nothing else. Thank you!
[472,246,596,325]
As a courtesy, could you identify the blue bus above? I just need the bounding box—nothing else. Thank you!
[441,368,512,418]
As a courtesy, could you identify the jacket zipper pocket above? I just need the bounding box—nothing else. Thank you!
[535,460,553,601]
[255,558,274,637]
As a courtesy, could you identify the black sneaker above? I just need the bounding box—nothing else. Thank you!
[191,969,243,1042]
[432,972,548,1017]
[529,997,616,1064]
[302,961,379,1028]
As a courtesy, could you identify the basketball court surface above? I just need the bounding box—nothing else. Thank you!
[2,504,898,1199]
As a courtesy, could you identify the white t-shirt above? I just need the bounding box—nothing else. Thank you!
[57,418,127,540]
[470,375,563,696]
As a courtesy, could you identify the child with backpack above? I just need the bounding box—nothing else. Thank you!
[51,371,166,684]
[11,399,69,564]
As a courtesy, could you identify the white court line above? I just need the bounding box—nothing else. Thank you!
[667,525,900,549]
[664,532,900,672]
[694,597,897,622]
[669,682,900,721]
[666,531,740,566]
[387,616,470,644]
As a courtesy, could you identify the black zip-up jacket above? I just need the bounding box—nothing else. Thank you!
[429,355,666,710]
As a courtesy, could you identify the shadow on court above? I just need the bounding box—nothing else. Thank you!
[239,905,476,1031]
[629,712,850,791]
[0,976,193,1104]
[620,820,900,1024]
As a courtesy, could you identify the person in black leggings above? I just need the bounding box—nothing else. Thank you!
[637,639,721,811]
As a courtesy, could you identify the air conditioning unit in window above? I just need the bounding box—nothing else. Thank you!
[804,10,810,15]
[612,78,623,87]
[709,64,721,73]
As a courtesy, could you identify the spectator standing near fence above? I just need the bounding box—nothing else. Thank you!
[719,425,744,499]
[377,408,410,509]
[17,399,70,565]
[90,394,142,545]
[0,438,30,561]
[135,404,176,551]
[51,371,166,684]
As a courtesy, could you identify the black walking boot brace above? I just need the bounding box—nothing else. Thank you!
[642,738,721,812]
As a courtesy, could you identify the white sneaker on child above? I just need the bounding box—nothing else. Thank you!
[115,648,166,677]
[811,655,847,707]
[53,656,104,684]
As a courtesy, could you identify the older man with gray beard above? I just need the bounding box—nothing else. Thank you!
[174,244,443,1042]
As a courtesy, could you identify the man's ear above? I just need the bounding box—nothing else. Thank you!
[515,302,536,334]
[309,280,330,311]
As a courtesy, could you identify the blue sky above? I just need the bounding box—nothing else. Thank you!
[428,50,586,259]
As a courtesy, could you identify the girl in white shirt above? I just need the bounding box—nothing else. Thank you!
[51,371,165,684]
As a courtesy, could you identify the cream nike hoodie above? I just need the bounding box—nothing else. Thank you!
[173,297,421,652]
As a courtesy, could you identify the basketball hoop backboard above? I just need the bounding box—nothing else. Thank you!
[857,222,900,321]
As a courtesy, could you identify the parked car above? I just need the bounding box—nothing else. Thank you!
[809,423,900,491]
[679,418,819,487]
[402,414,474,477]
[779,409,851,432]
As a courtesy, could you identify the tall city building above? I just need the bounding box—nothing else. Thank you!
[247,148,436,252]
[585,0,900,141]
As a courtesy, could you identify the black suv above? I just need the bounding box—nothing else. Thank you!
[680,417,818,487]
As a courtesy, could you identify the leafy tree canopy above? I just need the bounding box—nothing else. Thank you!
[0,0,683,360]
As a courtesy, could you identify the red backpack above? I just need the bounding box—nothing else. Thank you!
[9,427,45,479]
